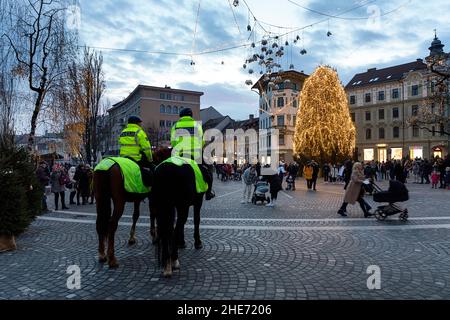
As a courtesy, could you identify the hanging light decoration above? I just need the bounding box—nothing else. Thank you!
[247,24,252,32]
[327,31,332,37]
[243,64,247,69]
[300,49,307,55]
[248,69,254,74]
[233,0,239,7]
[289,64,295,69]
[285,41,289,46]
[245,79,253,86]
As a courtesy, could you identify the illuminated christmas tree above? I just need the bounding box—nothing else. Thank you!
[293,66,356,164]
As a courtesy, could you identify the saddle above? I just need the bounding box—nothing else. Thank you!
[94,157,151,194]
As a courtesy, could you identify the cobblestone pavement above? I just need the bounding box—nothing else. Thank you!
[1,178,450,300]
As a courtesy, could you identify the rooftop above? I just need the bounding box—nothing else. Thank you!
[345,59,428,90]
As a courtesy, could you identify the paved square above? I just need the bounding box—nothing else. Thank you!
[1,178,450,300]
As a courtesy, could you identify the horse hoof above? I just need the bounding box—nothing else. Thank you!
[177,242,187,249]
[194,241,203,250]
[98,254,107,263]
[128,238,136,246]
[163,264,172,278]
[172,259,180,270]
[108,258,119,268]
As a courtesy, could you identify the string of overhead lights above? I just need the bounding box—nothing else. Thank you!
[81,0,410,66]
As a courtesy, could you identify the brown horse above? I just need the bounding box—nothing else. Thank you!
[94,148,208,271]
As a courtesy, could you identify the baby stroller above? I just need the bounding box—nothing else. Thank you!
[285,175,294,191]
[372,180,409,222]
[252,179,271,204]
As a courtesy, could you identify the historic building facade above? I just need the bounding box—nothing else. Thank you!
[107,85,203,154]
[252,70,308,164]
[346,37,449,162]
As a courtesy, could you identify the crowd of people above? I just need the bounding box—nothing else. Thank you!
[229,154,450,215]
[36,161,95,212]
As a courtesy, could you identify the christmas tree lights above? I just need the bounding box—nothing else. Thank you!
[293,66,356,163]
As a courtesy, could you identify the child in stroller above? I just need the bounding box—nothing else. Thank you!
[285,175,295,191]
[372,180,409,221]
[252,178,271,204]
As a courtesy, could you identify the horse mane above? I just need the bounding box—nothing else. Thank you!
[153,147,172,164]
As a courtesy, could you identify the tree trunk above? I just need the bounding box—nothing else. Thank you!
[0,235,17,252]
[28,90,45,152]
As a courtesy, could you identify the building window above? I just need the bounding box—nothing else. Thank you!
[279,134,285,146]
[392,88,400,99]
[431,103,435,114]
[166,105,172,114]
[364,149,374,161]
[393,126,400,138]
[350,112,355,122]
[160,93,165,99]
[365,93,371,103]
[378,91,385,101]
[293,100,298,108]
[409,146,423,159]
[366,128,372,140]
[159,120,165,127]
[412,105,419,116]
[277,115,285,126]
[412,125,419,138]
[160,104,165,113]
[365,111,371,121]
[432,126,436,136]
[166,93,172,100]
[411,85,419,96]
[378,109,384,120]
[440,124,445,136]
[166,120,172,127]
[350,95,356,105]
[293,115,296,125]
[392,107,399,119]
[379,127,385,139]
[173,106,178,114]
[391,148,403,160]
[277,97,284,108]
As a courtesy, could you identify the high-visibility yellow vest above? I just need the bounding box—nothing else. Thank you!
[170,116,204,160]
[119,124,153,162]
[161,156,208,193]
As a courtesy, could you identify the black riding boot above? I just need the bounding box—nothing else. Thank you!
[200,164,215,200]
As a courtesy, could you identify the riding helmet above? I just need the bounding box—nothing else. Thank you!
[179,107,193,118]
[128,115,143,124]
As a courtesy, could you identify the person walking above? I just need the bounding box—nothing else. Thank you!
[337,162,372,218]
[303,162,313,190]
[323,163,330,183]
[266,173,282,207]
[241,166,258,203]
[287,162,299,190]
[68,166,77,205]
[311,160,319,191]
[343,160,353,190]
[36,161,50,212]
[277,162,286,190]
[50,164,69,211]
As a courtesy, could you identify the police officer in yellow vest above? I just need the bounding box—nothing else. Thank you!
[171,108,215,200]
[119,115,153,186]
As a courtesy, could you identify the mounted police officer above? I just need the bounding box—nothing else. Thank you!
[119,115,153,186]
[171,108,215,200]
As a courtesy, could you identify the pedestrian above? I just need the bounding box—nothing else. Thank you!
[323,163,330,182]
[445,167,450,190]
[337,162,372,218]
[277,162,286,189]
[68,166,77,205]
[36,161,50,212]
[241,166,258,204]
[287,162,299,190]
[303,162,313,190]
[311,160,319,191]
[266,173,282,207]
[343,160,352,189]
[50,164,69,211]
[431,170,440,189]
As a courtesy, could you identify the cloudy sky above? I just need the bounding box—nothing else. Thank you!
[76,0,450,120]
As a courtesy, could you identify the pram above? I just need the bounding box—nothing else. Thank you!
[285,175,294,191]
[252,180,271,204]
[372,180,409,222]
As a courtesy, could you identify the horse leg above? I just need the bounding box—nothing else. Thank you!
[160,206,176,278]
[150,202,158,245]
[95,171,110,263]
[193,194,204,249]
[174,205,189,249]
[128,200,140,245]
